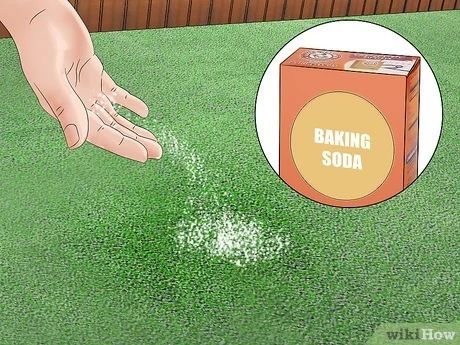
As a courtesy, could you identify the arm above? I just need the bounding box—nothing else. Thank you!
[0,0,90,46]
[0,0,57,35]
[0,0,162,162]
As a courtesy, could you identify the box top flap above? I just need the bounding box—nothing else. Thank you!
[281,48,420,76]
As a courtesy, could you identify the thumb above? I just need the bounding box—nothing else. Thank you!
[32,76,89,149]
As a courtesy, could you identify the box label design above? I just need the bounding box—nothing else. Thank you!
[346,59,416,75]
[280,48,420,206]
[290,92,394,200]
[285,48,418,76]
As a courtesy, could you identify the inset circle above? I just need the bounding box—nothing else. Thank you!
[254,20,443,207]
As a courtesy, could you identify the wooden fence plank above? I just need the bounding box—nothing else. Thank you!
[429,0,444,10]
[266,0,285,20]
[126,0,150,29]
[375,0,392,13]
[189,0,212,25]
[442,0,456,9]
[167,0,190,27]
[456,0,460,9]
[149,0,168,28]
[404,0,420,11]
[101,0,125,31]
[0,23,10,38]
[363,0,378,13]
[418,0,430,10]
[77,0,103,32]
[349,0,366,14]
[315,0,334,17]
[230,0,249,23]
[210,0,232,24]
[247,0,268,21]
[390,0,406,12]
[331,0,350,16]
[301,0,319,18]
[284,0,303,19]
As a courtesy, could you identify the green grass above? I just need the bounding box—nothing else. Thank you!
[0,10,459,345]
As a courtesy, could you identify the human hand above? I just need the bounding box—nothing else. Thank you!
[0,0,162,162]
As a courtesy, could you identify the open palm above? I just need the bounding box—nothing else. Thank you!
[14,0,161,162]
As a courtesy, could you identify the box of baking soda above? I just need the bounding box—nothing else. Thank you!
[280,48,420,207]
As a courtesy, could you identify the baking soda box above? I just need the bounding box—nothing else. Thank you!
[280,48,420,207]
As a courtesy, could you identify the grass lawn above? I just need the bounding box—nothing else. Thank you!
[0,10,459,345]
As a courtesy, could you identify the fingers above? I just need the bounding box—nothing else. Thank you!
[91,101,162,160]
[30,67,162,162]
[102,72,149,118]
[87,110,148,163]
[95,96,157,141]
[32,78,89,149]
[114,112,158,142]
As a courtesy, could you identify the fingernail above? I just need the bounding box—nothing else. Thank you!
[150,141,163,160]
[137,147,148,163]
[139,103,149,118]
[64,124,80,148]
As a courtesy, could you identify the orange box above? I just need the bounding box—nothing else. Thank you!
[280,48,420,207]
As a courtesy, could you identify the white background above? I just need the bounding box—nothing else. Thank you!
[255,20,443,175]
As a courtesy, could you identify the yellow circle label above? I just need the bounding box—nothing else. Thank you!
[291,92,394,200]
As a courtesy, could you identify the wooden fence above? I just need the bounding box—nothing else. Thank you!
[1,0,458,38]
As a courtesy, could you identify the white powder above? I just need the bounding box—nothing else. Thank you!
[157,129,205,185]
[145,116,289,266]
[177,210,288,267]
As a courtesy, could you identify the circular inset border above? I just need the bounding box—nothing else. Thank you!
[254,19,444,208]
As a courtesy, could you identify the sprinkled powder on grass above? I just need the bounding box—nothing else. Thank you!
[120,113,289,266]
[157,129,205,185]
[177,210,289,267]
